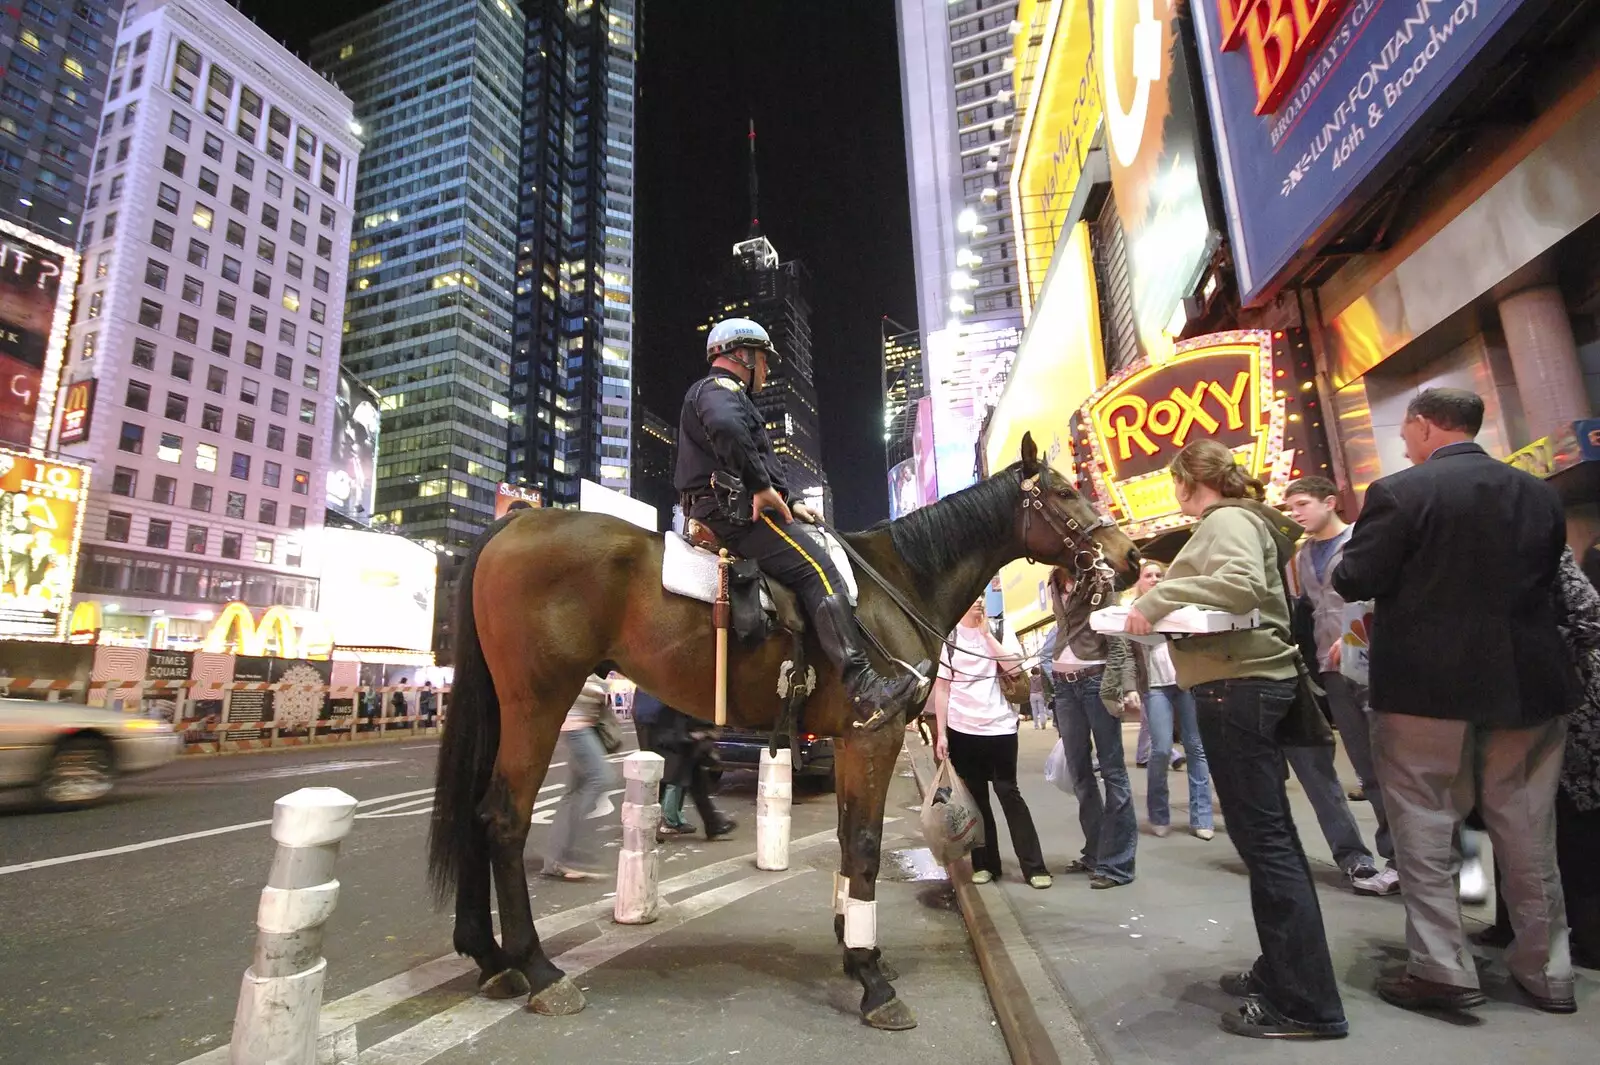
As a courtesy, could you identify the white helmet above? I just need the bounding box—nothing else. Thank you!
[706,317,775,363]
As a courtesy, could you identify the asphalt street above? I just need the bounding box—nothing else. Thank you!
[0,734,1005,1065]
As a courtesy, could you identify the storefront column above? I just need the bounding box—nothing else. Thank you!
[1497,284,1589,439]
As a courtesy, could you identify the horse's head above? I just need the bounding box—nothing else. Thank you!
[1016,431,1141,580]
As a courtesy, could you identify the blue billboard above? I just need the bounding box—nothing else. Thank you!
[1192,0,1536,305]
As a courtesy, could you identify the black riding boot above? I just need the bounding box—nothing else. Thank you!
[813,594,930,731]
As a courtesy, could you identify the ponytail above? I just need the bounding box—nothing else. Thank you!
[1169,439,1265,501]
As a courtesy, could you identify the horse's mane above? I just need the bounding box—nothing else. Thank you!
[867,465,1022,580]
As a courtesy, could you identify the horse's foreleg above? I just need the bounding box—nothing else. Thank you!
[480,715,584,1015]
[833,728,916,1031]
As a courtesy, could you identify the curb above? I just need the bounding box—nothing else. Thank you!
[907,743,1101,1065]
[178,732,440,758]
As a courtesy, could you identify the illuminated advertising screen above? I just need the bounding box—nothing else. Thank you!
[913,395,937,505]
[316,527,437,652]
[327,368,380,522]
[0,222,77,451]
[886,458,920,520]
[0,448,89,639]
[579,478,657,532]
[56,378,95,445]
[1069,329,1332,538]
[494,482,544,518]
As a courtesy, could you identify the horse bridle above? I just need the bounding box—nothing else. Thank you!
[1019,473,1118,578]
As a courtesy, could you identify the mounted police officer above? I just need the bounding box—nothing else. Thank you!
[676,317,930,731]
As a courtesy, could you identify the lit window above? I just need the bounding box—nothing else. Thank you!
[157,432,183,463]
[281,286,299,312]
[192,204,214,231]
[195,443,217,472]
[339,44,354,60]
[254,537,274,563]
[62,57,86,81]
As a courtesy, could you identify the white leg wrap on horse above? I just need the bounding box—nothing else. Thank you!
[834,873,848,916]
[843,898,877,949]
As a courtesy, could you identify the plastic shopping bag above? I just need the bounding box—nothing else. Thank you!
[1340,600,1374,687]
[920,757,984,865]
[1044,737,1073,793]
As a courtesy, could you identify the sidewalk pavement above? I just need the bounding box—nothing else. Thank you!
[910,725,1597,1064]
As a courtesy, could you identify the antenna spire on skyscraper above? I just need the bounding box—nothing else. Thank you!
[748,118,761,238]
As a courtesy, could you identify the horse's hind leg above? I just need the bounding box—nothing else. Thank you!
[480,695,585,1015]
[454,818,516,995]
[833,728,916,1031]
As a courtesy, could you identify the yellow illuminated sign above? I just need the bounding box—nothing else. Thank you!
[1010,0,1101,320]
[984,224,1104,635]
[203,602,301,657]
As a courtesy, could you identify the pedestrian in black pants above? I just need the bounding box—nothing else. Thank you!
[932,598,1050,888]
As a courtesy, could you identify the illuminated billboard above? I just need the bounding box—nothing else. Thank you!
[926,322,1021,500]
[0,448,89,639]
[1010,0,1100,318]
[887,459,920,520]
[316,527,436,653]
[579,478,657,532]
[1069,329,1332,538]
[494,482,543,518]
[327,368,380,523]
[982,224,1104,635]
[0,221,78,451]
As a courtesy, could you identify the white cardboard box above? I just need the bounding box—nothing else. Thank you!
[1089,605,1262,646]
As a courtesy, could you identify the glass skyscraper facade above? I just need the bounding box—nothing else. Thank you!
[311,0,522,654]
[509,0,638,507]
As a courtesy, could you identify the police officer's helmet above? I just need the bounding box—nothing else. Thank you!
[706,318,775,363]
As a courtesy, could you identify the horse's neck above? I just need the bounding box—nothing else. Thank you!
[856,531,1017,641]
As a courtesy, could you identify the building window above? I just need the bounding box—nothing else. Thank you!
[106,512,131,543]
[129,65,144,90]
[302,366,319,390]
[289,506,306,530]
[163,392,187,422]
[266,424,285,451]
[132,339,157,370]
[152,475,177,505]
[124,381,150,411]
[281,286,299,313]
[235,153,254,180]
[262,204,279,231]
[171,353,193,381]
[151,220,175,251]
[201,403,222,431]
[295,433,313,459]
[192,204,215,232]
[293,188,309,214]
[169,113,191,141]
[278,320,295,345]
[241,378,258,405]
[158,432,183,463]
[225,220,245,248]
[289,220,306,246]
[115,140,130,166]
[309,300,325,325]
[118,422,144,453]
[95,252,110,279]
[204,366,226,395]
[262,461,280,488]
[231,452,250,480]
[196,443,218,473]
[176,314,199,344]
[112,467,137,497]
[103,211,117,237]
[266,172,283,197]
[291,470,309,495]
[215,290,234,318]
[181,276,203,305]
[270,389,289,416]
[225,491,247,520]
[316,236,333,260]
[258,499,277,525]
[156,183,180,213]
[274,354,293,380]
[186,524,208,553]
[203,133,223,162]
[86,292,103,320]
[257,236,275,264]
[235,414,255,442]
[144,259,168,290]
[221,256,241,283]
[190,483,212,511]
[187,239,209,268]
[211,328,232,358]
[319,204,335,228]
[221,532,241,559]
[198,167,218,196]
[285,252,301,279]
[230,185,249,212]
[313,267,329,293]
[244,342,263,368]
[252,271,271,297]
[138,299,163,328]
[254,538,274,564]
[162,146,186,177]
[146,519,171,549]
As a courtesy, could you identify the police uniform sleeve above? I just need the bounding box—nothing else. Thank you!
[692,382,774,492]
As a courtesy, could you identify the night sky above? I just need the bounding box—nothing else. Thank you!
[253,0,916,529]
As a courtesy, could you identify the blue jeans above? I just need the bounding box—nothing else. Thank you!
[1145,686,1213,830]
[544,726,617,873]
[1054,670,1137,883]
[1283,744,1375,875]
[1193,679,1346,1031]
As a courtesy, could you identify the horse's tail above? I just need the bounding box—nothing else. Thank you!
[426,514,517,908]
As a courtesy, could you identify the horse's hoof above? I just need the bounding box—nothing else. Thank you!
[527,975,586,1016]
[479,969,530,999]
[862,997,918,1031]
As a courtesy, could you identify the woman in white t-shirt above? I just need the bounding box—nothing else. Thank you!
[932,599,1051,888]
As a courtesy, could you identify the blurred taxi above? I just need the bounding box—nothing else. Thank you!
[0,697,180,808]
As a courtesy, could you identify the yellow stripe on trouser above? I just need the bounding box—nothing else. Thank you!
[761,514,834,597]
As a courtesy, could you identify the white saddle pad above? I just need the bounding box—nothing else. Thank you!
[662,529,858,609]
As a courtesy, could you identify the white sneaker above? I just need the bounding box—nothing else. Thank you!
[1459,857,1488,904]
[1353,866,1401,896]
[971,869,994,885]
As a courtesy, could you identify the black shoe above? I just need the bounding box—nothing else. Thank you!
[1376,972,1487,1011]
[705,815,738,840]
[1089,875,1125,890]
[657,821,697,841]
[1219,971,1259,997]
[1062,858,1092,875]
[1513,978,1577,1014]
[1469,924,1514,949]
[1221,996,1347,1040]
[813,594,930,731]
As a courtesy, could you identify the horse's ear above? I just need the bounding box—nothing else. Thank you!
[1020,432,1040,476]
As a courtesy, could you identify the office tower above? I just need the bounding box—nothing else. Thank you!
[56,0,359,646]
[0,0,123,244]
[881,316,922,468]
[632,405,675,530]
[508,0,640,506]
[312,0,523,656]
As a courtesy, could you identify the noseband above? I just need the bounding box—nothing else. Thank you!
[1020,474,1119,576]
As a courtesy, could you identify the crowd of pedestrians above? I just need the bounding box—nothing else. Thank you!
[926,387,1596,1040]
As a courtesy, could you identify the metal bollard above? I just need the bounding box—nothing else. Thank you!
[229,787,358,1065]
[756,748,793,871]
[614,752,664,925]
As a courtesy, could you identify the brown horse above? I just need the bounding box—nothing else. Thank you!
[426,433,1140,1029]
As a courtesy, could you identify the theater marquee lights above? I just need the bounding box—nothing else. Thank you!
[1070,330,1331,537]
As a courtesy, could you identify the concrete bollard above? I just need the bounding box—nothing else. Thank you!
[756,747,793,871]
[614,751,665,925]
[229,787,358,1065]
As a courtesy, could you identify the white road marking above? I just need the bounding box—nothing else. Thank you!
[174,823,864,1065]
[358,870,804,1065]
